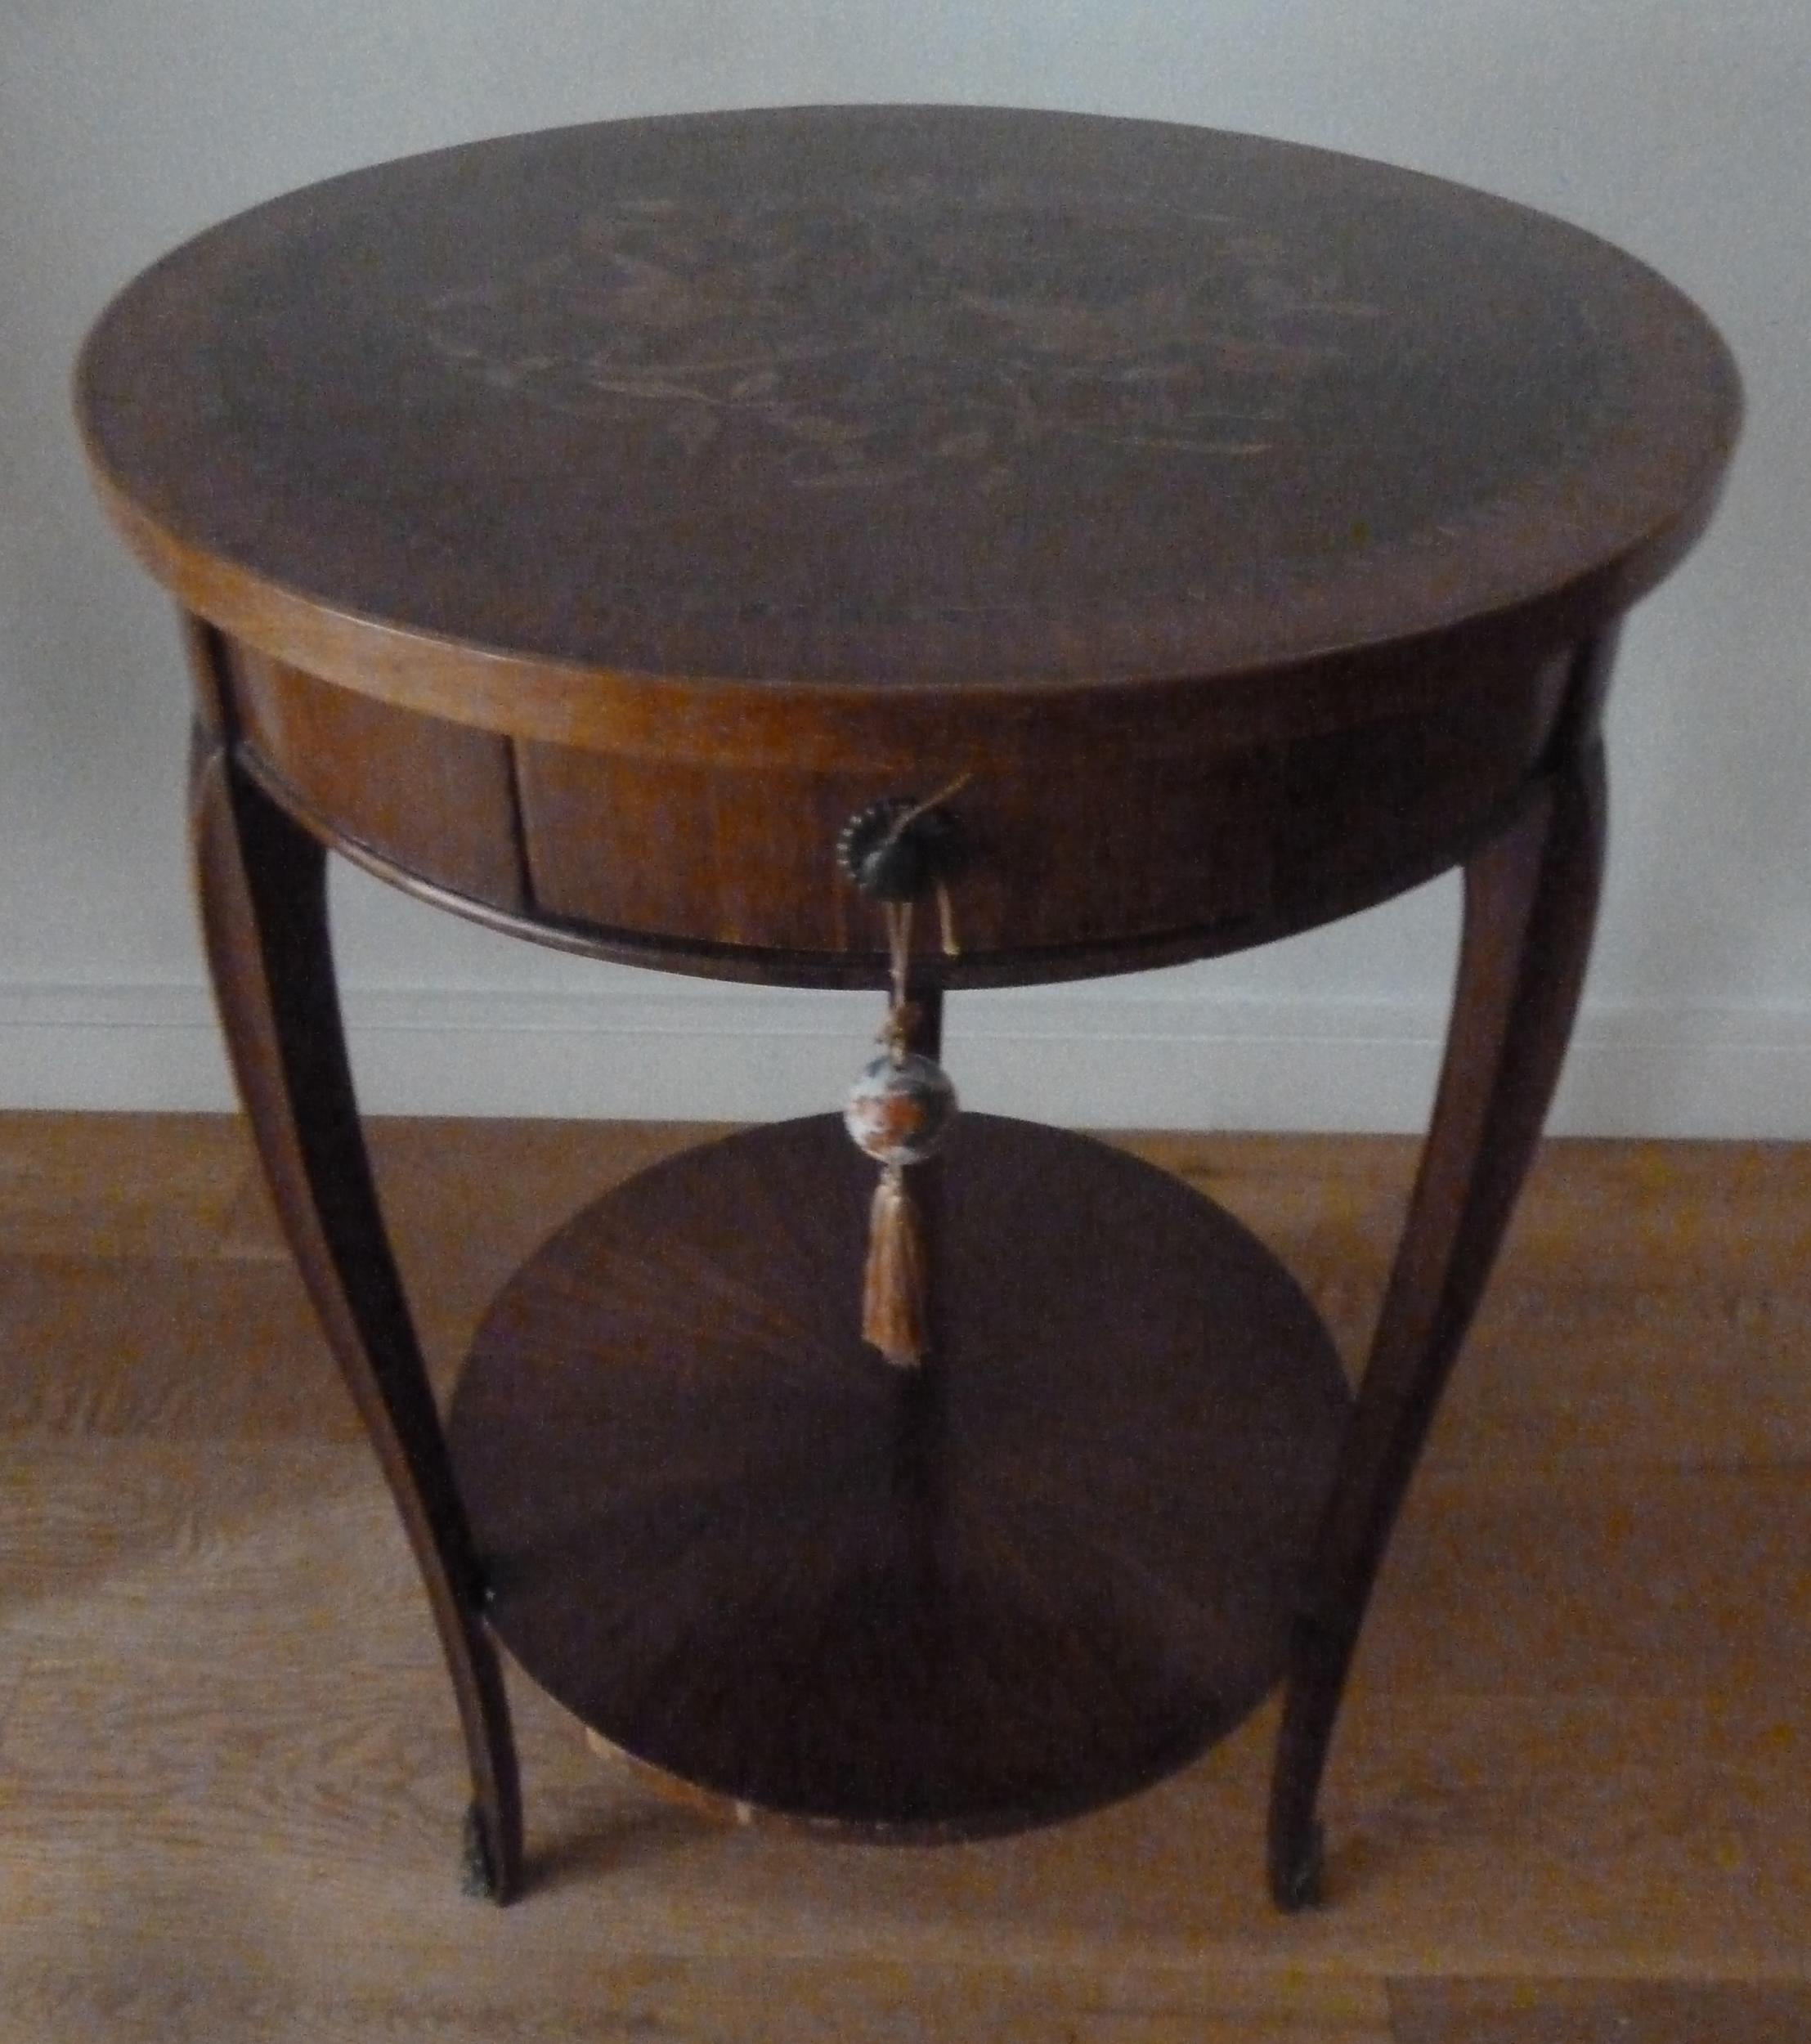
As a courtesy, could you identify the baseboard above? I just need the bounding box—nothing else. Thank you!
[2,979,1808,1138]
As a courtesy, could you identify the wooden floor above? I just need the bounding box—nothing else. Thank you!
[2,1112,1807,2042]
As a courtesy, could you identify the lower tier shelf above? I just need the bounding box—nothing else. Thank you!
[446,1114,1352,1839]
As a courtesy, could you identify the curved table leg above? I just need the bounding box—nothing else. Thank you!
[189,721,524,1902]
[1267,716,1609,1909]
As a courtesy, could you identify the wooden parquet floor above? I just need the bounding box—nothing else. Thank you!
[1,1113,1806,2041]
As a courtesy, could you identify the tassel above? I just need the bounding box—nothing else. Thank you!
[841,895,955,1368]
[862,1162,927,1368]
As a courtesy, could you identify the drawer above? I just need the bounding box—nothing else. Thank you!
[513,743,1278,958]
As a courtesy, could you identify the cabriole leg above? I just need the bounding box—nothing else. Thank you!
[188,694,523,1902]
[1267,641,1613,1908]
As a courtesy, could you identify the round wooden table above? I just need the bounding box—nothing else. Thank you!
[76,105,1739,1908]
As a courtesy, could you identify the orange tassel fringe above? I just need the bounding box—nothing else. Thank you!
[862,1163,926,1368]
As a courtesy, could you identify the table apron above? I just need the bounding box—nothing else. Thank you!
[212,624,1575,990]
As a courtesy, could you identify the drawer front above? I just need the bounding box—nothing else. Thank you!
[515,659,1569,962]
[513,744,1278,958]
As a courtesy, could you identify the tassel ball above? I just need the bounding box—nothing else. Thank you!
[845,1051,957,1366]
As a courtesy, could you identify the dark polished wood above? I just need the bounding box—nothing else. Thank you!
[447,1113,1351,1834]
[76,107,1742,1907]
[77,109,1738,984]
[78,108,1737,755]
[217,635,1570,985]
[228,645,527,916]
[186,654,523,1899]
[1268,636,1614,1907]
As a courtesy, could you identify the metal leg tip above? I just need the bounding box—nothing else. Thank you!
[1271,1820,1326,1912]
[460,1803,500,1902]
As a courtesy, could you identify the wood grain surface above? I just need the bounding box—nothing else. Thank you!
[227,644,526,914]
[3,1113,1806,2042]
[447,1114,1351,1834]
[77,108,1740,756]
[217,645,1577,988]
[1389,1979,1811,2042]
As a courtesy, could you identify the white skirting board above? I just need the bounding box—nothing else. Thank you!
[2,978,1808,1139]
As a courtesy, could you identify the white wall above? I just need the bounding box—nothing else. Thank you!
[3,3,1807,1133]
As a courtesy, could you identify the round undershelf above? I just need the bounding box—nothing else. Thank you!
[446,1114,1352,1838]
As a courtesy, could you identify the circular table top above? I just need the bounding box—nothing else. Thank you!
[78,105,1739,745]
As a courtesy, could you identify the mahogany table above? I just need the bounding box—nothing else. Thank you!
[75,105,1740,1908]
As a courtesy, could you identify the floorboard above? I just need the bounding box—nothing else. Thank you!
[1388,1978,1811,2042]
[1,1113,1806,2041]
